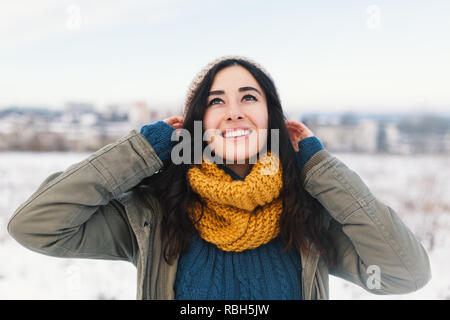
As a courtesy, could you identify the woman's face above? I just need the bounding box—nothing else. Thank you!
[203,65,269,163]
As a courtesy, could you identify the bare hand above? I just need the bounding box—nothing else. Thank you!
[163,116,184,138]
[285,120,314,152]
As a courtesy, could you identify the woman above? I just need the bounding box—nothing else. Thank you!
[7,56,431,300]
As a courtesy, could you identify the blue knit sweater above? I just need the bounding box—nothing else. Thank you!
[140,121,324,300]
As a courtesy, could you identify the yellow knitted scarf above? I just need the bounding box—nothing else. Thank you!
[186,152,283,252]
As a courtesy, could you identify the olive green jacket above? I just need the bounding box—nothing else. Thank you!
[7,129,431,299]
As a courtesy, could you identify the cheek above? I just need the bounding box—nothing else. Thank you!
[203,112,221,142]
[253,105,269,129]
[203,109,220,128]
[253,106,269,147]
[258,117,269,130]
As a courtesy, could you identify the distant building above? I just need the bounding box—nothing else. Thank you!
[312,124,354,152]
[128,101,151,129]
[307,118,379,153]
[383,123,407,153]
[354,120,379,153]
[102,104,128,122]
[1,106,449,153]
[65,102,95,114]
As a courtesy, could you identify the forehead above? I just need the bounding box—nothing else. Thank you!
[210,65,261,90]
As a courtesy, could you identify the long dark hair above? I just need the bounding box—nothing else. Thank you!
[134,58,336,266]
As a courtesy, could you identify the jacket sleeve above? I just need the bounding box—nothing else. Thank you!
[300,149,432,295]
[7,129,164,263]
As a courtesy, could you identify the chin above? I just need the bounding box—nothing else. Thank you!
[215,147,262,164]
[221,154,251,164]
[209,132,268,164]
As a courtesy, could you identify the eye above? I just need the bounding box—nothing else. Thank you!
[207,98,223,106]
[242,94,257,102]
[207,95,257,106]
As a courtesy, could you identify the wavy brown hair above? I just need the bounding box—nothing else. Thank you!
[134,58,336,266]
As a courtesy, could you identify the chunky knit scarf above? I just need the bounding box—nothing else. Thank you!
[186,152,283,252]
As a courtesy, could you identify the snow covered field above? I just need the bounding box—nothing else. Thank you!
[0,151,449,299]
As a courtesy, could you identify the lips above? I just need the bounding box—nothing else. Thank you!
[221,127,252,136]
[222,130,252,140]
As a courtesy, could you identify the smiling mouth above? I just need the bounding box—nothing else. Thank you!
[221,129,253,139]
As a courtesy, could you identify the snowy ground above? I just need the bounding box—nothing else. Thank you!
[0,151,449,299]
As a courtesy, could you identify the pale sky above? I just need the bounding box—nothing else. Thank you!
[1,0,449,114]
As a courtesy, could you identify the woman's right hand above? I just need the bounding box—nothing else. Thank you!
[163,116,184,138]
[140,116,184,164]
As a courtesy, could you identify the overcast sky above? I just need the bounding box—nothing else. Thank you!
[1,0,449,114]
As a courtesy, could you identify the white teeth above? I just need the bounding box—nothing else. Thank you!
[223,129,251,138]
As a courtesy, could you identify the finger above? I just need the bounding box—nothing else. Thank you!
[290,122,305,130]
[164,116,184,125]
[286,125,303,134]
[163,118,174,125]
[297,122,311,131]
[286,121,304,131]
[286,123,302,130]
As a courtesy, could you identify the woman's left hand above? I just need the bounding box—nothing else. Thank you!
[285,120,314,152]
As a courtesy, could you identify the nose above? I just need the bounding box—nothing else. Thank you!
[224,101,244,121]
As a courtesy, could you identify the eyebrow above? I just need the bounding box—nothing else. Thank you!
[208,86,262,97]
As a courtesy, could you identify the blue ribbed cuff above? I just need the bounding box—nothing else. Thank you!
[139,120,175,163]
[295,136,324,172]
